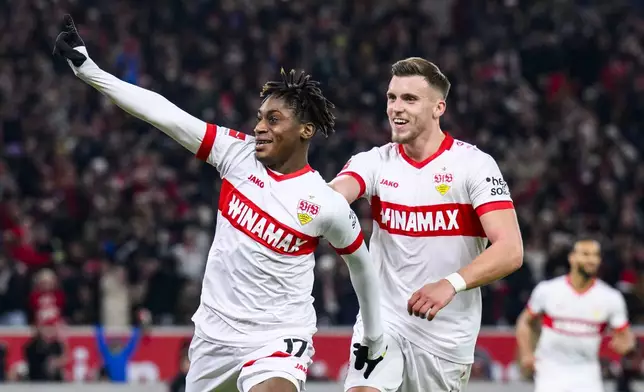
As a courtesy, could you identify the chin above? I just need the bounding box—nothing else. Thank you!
[391,130,415,144]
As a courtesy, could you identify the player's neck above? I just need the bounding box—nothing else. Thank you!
[401,126,445,162]
[266,154,309,175]
[567,273,596,293]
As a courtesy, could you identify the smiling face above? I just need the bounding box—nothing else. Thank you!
[386,75,446,144]
[253,95,314,167]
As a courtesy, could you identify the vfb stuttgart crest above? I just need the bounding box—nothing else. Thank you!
[433,169,453,196]
[297,199,320,225]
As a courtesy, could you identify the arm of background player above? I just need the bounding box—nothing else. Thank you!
[457,154,523,289]
[515,308,541,360]
[608,293,636,355]
[516,283,546,374]
[323,194,383,346]
[329,149,379,204]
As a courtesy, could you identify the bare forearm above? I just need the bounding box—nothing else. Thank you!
[458,240,522,290]
[516,319,539,356]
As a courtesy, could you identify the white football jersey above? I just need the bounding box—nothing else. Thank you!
[191,124,364,346]
[527,275,629,367]
[336,134,514,364]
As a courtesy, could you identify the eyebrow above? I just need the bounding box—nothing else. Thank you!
[387,92,421,99]
[257,109,283,117]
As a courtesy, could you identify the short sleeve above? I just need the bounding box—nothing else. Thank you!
[335,148,380,200]
[526,282,547,316]
[608,292,629,331]
[321,193,365,255]
[467,153,514,217]
[196,123,254,177]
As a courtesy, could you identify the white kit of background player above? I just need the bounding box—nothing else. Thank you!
[56,26,385,392]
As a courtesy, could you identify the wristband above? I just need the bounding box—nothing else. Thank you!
[445,273,467,293]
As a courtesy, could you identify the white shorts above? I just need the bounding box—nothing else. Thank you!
[186,333,314,392]
[344,322,471,392]
[534,363,603,392]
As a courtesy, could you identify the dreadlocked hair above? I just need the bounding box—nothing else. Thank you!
[261,68,336,138]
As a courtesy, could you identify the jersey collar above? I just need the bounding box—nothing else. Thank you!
[266,164,315,182]
[566,274,596,295]
[398,132,454,169]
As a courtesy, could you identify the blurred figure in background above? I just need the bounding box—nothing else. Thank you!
[23,324,66,382]
[95,309,151,383]
[0,254,28,326]
[28,269,65,327]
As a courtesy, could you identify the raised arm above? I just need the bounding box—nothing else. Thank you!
[53,15,251,176]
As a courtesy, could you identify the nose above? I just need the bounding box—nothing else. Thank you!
[254,120,268,136]
[389,98,404,113]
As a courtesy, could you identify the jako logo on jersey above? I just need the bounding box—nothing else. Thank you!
[295,363,308,374]
[219,180,318,255]
[543,314,606,336]
[247,174,264,188]
[379,179,399,188]
[371,197,485,237]
[433,170,453,196]
[486,177,510,196]
[297,199,320,225]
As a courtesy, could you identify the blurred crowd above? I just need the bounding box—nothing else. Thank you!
[1,0,644,331]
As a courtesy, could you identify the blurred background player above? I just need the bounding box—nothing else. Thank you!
[53,15,386,392]
[330,57,523,391]
[516,238,636,392]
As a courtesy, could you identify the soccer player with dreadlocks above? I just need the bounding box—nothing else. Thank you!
[53,15,386,392]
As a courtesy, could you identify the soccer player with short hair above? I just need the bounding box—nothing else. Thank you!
[516,238,636,392]
[54,15,387,392]
[330,57,524,391]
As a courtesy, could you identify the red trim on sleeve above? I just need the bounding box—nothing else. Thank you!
[196,123,217,161]
[475,200,514,217]
[613,322,630,332]
[332,232,365,255]
[337,171,366,198]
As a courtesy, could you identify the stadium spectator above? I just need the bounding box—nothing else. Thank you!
[23,325,66,382]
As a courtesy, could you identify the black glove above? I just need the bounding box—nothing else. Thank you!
[52,14,87,67]
[352,342,387,379]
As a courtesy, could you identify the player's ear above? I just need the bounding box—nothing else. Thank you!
[433,100,446,119]
[300,123,315,140]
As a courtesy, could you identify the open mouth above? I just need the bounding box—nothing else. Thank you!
[393,118,409,126]
[256,140,272,146]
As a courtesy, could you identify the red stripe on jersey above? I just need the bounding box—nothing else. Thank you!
[242,351,291,368]
[475,200,514,217]
[337,171,366,198]
[542,313,608,336]
[332,232,364,255]
[196,123,217,161]
[218,180,319,256]
[370,197,485,237]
